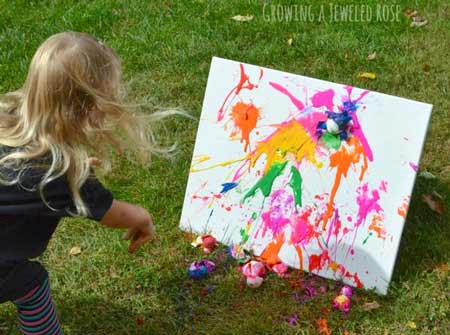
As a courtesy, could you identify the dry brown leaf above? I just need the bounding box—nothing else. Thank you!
[69,246,82,256]
[422,64,430,72]
[410,16,428,28]
[436,263,450,275]
[362,301,381,311]
[358,72,377,80]
[422,194,444,215]
[232,15,254,22]
[367,52,377,61]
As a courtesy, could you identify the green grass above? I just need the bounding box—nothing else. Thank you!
[1,0,449,334]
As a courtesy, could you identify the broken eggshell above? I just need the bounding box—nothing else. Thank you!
[246,276,264,288]
[188,260,216,280]
[272,262,289,277]
[340,285,353,298]
[201,235,218,254]
[332,294,351,313]
[191,235,218,254]
[228,244,250,263]
[241,260,265,288]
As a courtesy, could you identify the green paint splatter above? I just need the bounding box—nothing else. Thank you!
[251,212,257,220]
[288,166,303,208]
[322,132,341,149]
[240,228,249,243]
[362,232,373,245]
[242,161,288,202]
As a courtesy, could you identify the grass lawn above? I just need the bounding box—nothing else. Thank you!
[1,0,449,334]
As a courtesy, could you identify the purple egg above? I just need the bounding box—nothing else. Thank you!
[340,285,353,298]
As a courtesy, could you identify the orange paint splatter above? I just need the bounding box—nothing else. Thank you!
[293,245,304,270]
[368,214,386,239]
[231,102,260,151]
[398,196,410,218]
[322,137,368,229]
[316,318,331,335]
[257,233,284,265]
[218,64,261,122]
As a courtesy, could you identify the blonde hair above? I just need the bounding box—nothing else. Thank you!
[0,32,178,216]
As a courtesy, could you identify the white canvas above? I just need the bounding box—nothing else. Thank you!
[180,57,432,294]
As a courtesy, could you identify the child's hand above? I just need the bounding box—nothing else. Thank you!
[100,200,156,254]
[122,214,155,254]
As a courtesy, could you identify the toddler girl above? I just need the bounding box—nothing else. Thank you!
[0,32,162,334]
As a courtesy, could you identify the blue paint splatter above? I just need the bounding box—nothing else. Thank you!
[220,182,239,194]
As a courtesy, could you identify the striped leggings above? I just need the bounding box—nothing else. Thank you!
[14,275,62,335]
[0,261,62,335]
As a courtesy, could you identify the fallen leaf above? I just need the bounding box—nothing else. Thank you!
[69,246,82,256]
[316,318,331,335]
[422,194,444,215]
[358,72,377,80]
[136,316,144,326]
[436,263,450,275]
[406,321,417,329]
[362,301,381,311]
[419,171,436,179]
[410,16,428,28]
[422,64,430,72]
[432,191,443,199]
[404,9,418,18]
[287,37,293,46]
[232,15,254,22]
[367,52,377,61]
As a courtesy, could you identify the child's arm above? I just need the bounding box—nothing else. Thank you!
[100,200,155,254]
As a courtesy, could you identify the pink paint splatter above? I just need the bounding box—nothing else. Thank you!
[355,183,383,228]
[311,89,335,112]
[260,189,293,238]
[326,209,341,245]
[269,82,305,111]
[296,111,327,139]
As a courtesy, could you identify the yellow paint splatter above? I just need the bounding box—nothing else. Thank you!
[250,120,321,173]
[190,156,246,173]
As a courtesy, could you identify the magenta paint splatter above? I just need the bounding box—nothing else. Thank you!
[409,162,418,172]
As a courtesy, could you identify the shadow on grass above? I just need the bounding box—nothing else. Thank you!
[392,176,450,283]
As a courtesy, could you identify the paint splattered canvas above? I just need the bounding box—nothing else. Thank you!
[180,57,432,294]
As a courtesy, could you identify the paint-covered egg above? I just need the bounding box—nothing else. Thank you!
[340,285,353,298]
[241,260,265,279]
[272,262,289,277]
[326,118,340,134]
[188,259,216,280]
[332,294,351,313]
[201,235,218,253]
